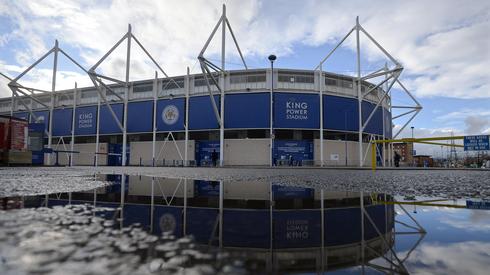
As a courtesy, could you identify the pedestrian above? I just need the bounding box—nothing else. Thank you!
[394,152,401,167]
[211,149,218,167]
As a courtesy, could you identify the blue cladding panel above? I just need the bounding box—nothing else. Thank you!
[323,95,359,131]
[153,206,183,237]
[186,208,218,244]
[74,106,97,135]
[223,210,270,248]
[127,101,153,133]
[13,112,29,121]
[274,93,319,129]
[100,103,123,134]
[156,98,185,131]
[324,207,361,246]
[362,101,383,135]
[32,111,49,132]
[225,93,269,128]
[189,95,220,130]
[274,210,321,248]
[52,108,73,136]
[123,204,150,230]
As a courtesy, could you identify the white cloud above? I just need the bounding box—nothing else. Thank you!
[0,0,488,101]
[404,241,490,275]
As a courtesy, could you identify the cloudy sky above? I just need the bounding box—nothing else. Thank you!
[0,0,489,154]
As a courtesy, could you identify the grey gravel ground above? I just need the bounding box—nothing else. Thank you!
[0,204,248,275]
[81,166,490,199]
[0,167,110,198]
[1,166,489,199]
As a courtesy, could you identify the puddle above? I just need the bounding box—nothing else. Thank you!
[1,173,490,274]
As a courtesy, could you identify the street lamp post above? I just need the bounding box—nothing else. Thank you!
[269,55,276,167]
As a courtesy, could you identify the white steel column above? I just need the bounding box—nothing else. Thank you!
[70,82,77,166]
[319,63,324,167]
[184,67,190,166]
[320,189,325,272]
[356,18,363,167]
[183,178,187,234]
[47,40,58,166]
[360,191,365,273]
[219,4,226,167]
[219,180,224,248]
[95,89,101,166]
[150,177,155,233]
[122,24,131,167]
[152,71,158,167]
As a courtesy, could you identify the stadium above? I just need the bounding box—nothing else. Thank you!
[0,6,420,167]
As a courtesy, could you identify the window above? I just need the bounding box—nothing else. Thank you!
[133,84,153,93]
[81,90,97,98]
[340,80,353,89]
[278,72,314,83]
[194,74,219,87]
[325,78,337,86]
[162,79,184,90]
[230,73,266,84]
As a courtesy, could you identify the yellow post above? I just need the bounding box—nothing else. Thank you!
[371,143,376,171]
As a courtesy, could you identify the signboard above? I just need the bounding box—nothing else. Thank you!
[274,93,319,129]
[194,180,220,197]
[466,200,490,210]
[362,101,383,135]
[273,140,313,163]
[156,98,185,131]
[10,119,28,150]
[13,112,29,121]
[464,135,490,151]
[195,140,220,166]
[225,93,270,128]
[74,106,97,135]
[272,185,314,199]
[330,154,340,161]
[273,210,321,248]
[153,206,183,236]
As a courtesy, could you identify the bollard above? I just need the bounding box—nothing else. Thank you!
[93,155,96,167]
[139,157,142,166]
[152,157,155,167]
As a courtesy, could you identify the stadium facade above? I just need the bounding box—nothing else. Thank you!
[0,6,421,167]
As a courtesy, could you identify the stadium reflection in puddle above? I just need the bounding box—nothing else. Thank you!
[17,174,490,274]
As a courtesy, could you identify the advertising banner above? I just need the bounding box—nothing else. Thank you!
[194,180,220,197]
[274,93,319,129]
[156,98,185,131]
[189,95,220,130]
[52,108,73,136]
[74,106,97,135]
[225,93,270,128]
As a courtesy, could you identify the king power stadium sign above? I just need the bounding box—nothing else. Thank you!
[464,135,490,151]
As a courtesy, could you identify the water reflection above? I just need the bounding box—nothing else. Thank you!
[10,174,490,274]
[19,174,404,274]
